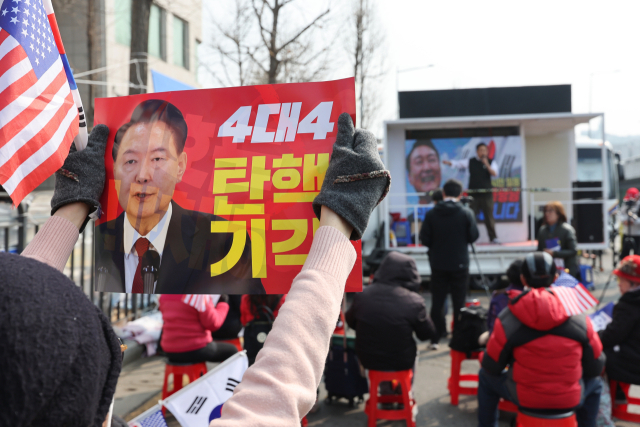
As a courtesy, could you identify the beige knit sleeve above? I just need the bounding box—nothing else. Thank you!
[211,226,357,427]
[22,216,79,272]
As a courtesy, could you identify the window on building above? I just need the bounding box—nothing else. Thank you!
[173,15,189,69]
[195,39,201,80]
[115,0,131,46]
[148,4,166,60]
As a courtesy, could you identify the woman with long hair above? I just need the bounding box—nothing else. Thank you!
[537,201,579,279]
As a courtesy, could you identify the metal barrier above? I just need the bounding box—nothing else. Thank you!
[2,212,156,325]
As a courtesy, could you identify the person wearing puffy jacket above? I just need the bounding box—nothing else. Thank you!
[478,252,605,427]
[159,294,238,363]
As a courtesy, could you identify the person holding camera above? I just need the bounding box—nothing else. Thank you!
[419,179,479,349]
[619,187,640,259]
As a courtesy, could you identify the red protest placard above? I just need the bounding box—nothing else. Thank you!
[93,78,360,295]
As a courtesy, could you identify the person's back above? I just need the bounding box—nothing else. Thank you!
[487,288,601,409]
[479,252,604,427]
[420,197,478,271]
[159,294,229,354]
[346,252,435,371]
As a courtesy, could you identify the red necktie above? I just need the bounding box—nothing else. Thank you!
[131,238,150,294]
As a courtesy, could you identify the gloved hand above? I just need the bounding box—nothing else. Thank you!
[217,294,230,305]
[313,113,390,240]
[51,125,109,232]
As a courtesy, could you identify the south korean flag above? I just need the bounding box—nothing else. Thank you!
[162,352,248,426]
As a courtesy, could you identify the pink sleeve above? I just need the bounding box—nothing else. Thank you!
[212,226,356,426]
[21,216,79,272]
[198,299,230,332]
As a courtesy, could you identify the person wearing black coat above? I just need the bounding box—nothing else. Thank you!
[345,251,436,371]
[599,255,640,385]
[419,179,479,348]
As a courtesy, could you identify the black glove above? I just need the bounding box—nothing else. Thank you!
[217,294,230,305]
[51,125,109,232]
[313,113,390,240]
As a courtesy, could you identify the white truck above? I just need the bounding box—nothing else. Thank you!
[362,112,622,287]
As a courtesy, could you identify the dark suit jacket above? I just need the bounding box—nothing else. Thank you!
[94,201,265,294]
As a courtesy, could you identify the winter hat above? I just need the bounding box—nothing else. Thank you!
[624,187,639,201]
[614,255,640,284]
[0,252,122,427]
[521,252,557,288]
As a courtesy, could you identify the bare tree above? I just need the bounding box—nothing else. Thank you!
[203,0,332,86]
[346,0,386,129]
[128,0,153,95]
[202,0,255,87]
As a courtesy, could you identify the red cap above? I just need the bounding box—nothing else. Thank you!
[624,187,639,201]
[614,255,640,283]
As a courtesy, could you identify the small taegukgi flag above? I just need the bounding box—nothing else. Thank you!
[162,351,248,426]
[551,272,599,316]
[0,0,88,205]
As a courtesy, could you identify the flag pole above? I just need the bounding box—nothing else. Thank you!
[43,0,89,151]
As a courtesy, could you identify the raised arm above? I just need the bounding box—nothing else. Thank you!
[213,113,390,426]
[22,126,109,271]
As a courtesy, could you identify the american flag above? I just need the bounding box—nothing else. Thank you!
[128,407,168,427]
[0,0,87,205]
[551,272,599,316]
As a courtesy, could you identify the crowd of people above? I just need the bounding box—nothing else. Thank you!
[1,115,639,427]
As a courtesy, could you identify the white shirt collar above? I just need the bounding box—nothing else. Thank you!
[123,203,173,257]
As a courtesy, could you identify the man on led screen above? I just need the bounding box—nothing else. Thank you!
[406,140,442,204]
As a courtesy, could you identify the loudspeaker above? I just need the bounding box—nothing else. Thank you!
[572,181,603,244]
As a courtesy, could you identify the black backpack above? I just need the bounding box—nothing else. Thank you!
[449,305,488,356]
[244,297,281,365]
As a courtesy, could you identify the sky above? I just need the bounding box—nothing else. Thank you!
[202,0,640,138]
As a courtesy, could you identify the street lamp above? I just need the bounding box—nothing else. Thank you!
[396,64,435,118]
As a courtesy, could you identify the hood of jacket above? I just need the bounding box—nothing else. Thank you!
[373,251,421,291]
[432,199,462,216]
[507,287,569,331]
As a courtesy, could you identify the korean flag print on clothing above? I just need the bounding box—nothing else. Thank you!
[162,352,248,425]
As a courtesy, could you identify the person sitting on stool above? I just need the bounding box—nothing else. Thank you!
[443,143,499,244]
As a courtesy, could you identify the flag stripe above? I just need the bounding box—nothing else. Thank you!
[0,43,26,79]
[7,121,75,205]
[0,55,63,123]
[0,76,71,166]
[0,55,31,95]
[0,32,18,61]
[2,102,77,195]
[0,87,73,178]
[0,29,10,46]
[0,68,67,143]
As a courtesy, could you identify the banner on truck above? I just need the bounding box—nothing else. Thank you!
[403,136,523,223]
[93,78,360,295]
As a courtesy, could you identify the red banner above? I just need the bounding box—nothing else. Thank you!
[93,78,360,295]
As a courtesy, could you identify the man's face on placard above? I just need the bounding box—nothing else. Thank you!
[408,145,441,194]
[113,122,187,226]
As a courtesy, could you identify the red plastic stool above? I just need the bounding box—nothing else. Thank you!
[448,349,482,405]
[217,337,243,352]
[610,380,640,422]
[515,411,577,427]
[365,369,415,427]
[162,362,208,415]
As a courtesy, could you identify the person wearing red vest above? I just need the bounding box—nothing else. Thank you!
[478,252,605,427]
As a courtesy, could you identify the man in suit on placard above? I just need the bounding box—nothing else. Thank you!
[95,99,265,295]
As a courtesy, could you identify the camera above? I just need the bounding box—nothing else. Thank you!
[460,195,474,207]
